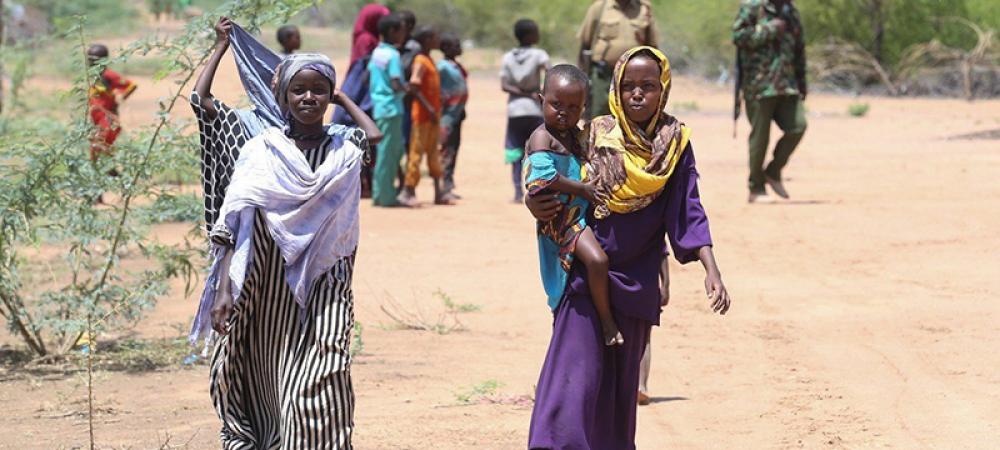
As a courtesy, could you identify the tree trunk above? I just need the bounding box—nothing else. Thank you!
[1,0,5,114]
[0,292,48,356]
[868,0,886,64]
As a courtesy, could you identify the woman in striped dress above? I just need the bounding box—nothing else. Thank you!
[189,18,382,449]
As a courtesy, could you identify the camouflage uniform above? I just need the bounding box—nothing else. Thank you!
[579,0,658,119]
[733,0,807,194]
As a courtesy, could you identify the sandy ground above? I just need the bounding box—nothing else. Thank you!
[2,23,1000,450]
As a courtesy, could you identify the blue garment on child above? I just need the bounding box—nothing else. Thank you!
[524,150,590,310]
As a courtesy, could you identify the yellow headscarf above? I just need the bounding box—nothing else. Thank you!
[584,46,691,218]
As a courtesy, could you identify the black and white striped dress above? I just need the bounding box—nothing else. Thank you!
[191,93,363,449]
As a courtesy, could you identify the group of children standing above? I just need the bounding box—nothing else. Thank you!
[365,11,467,207]
[86,11,543,210]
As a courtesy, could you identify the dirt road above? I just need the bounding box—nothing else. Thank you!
[1,25,998,449]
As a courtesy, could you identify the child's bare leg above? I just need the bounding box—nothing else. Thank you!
[575,228,623,346]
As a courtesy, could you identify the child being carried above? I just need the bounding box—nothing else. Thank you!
[524,64,622,346]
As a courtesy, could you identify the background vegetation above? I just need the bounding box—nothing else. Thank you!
[306,0,998,95]
[7,0,997,93]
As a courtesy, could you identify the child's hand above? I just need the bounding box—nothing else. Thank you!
[583,182,608,205]
[704,270,731,315]
[215,17,233,46]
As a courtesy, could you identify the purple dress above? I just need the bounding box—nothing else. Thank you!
[528,146,713,450]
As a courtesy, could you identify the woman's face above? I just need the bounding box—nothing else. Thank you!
[287,69,332,126]
[619,55,662,126]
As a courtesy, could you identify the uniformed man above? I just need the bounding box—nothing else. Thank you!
[578,0,658,119]
[733,0,807,203]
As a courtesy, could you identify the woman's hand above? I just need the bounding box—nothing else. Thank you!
[332,88,347,106]
[697,246,730,315]
[214,17,233,47]
[525,193,562,221]
[332,88,383,144]
[211,284,233,335]
[704,270,730,315]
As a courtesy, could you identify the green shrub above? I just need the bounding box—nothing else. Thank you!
[20,0,142,36]
[141,192,203,224]
[455,380,503,404]
[847,102,870,117]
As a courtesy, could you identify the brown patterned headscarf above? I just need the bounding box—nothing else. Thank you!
[584,46,691,218]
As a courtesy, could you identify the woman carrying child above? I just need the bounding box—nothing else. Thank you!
[189,18,380,449]
[523,64,622,347]
[526,47,731,449]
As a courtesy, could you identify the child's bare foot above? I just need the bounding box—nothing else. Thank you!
[602,320,624,346]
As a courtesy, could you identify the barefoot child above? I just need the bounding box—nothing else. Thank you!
[398,26,453,206]
[437,32,468,199]
[524,64,623,346]
[87,44,137,163]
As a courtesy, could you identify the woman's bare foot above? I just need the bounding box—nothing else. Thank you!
[602,320,624,346]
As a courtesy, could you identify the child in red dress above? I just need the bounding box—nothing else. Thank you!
[87,44,137,163]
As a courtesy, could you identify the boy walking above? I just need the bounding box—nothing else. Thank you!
[501,19,549,203]
[398,26,453,206]
[368,14,409,207]
[437,32,468,199]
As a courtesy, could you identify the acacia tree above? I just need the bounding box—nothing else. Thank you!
[0,0,315,359]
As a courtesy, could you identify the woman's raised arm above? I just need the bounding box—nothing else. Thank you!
[194,17,233,119]
[333,90,383,145]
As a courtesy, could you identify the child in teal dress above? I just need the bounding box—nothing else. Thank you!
[524,64,622,346]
